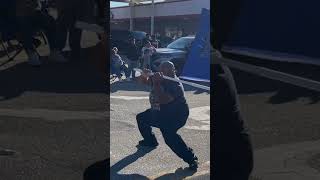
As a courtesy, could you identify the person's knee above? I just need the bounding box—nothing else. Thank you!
[136,110,150,124]
[136,113,143,124]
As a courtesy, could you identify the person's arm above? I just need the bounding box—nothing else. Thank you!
[152,73,174,104]
[136,69,152,85]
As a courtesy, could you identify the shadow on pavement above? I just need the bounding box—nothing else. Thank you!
[0,45,106,101]
[231,68,320,105]
[110,147,154,179]
[153,168,196,180]
[107,147,196,180]
[223,53,320,104]
[83,158,109,180]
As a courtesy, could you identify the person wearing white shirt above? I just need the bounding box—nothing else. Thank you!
[141,41,156,69]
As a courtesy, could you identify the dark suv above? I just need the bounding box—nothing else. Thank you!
[110,30,146,55]
[150,36,195,75]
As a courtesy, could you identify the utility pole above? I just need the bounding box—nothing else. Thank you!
[151,0,155,35]
[130,0,134,31]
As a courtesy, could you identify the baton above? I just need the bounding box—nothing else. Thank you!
[133,68,210,91]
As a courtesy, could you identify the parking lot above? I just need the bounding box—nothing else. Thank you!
[110,80,210,179]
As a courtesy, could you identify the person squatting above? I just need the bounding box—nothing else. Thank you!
[135,61,199,170]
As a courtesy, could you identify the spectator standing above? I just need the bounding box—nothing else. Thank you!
[143,33,153,46]
[151,35,159,48]
[141,41,156,69]
[125,38,140,80]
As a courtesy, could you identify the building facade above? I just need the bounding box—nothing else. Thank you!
[110,0,210,38]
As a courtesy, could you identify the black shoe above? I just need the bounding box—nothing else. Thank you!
[188,157,199,171]
[137,140,159,148]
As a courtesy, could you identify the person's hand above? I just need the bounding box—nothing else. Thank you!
[152,72,163,84]
[143,68,152,76]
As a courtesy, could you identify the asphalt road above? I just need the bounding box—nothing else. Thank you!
[228,61,320,179]
[0,29,108,180]
[110,80,210,179]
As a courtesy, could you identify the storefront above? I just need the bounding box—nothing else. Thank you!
[110,0,209,38]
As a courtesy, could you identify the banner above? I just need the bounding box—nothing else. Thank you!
[180,8,210,82]
[222,0,320,65]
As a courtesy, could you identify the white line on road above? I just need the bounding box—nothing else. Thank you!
[0,108,106,121]
[189,106,210,121]
[185,106,210,131]
[110,96,149,100]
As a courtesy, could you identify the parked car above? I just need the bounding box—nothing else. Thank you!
[150,36,195,75]
[110,30,146,55]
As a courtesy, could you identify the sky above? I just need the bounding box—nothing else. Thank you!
[110,2,128,8]
[110,0,166,8]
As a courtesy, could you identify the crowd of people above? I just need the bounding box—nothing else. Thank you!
[110,36,158,82]
[1,0,105,66]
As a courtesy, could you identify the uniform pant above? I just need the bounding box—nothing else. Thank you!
[136,103,196,164]
[213,64,254,180]
[213,135,253,180]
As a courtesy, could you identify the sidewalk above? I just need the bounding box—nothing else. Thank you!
[251,140,320,180]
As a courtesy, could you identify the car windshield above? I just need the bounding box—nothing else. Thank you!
[167,37,194,50]
[132,31,146,40]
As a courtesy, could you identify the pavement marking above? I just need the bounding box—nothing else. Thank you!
[111,95,210,130]
[0,108,106,121]
[110,95,149,100]
[185,106,210,131]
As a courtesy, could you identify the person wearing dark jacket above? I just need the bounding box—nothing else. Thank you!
[136,61,199,170]
[212,0,253,179]
[125,38,140,80]
[212,51,253,180]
